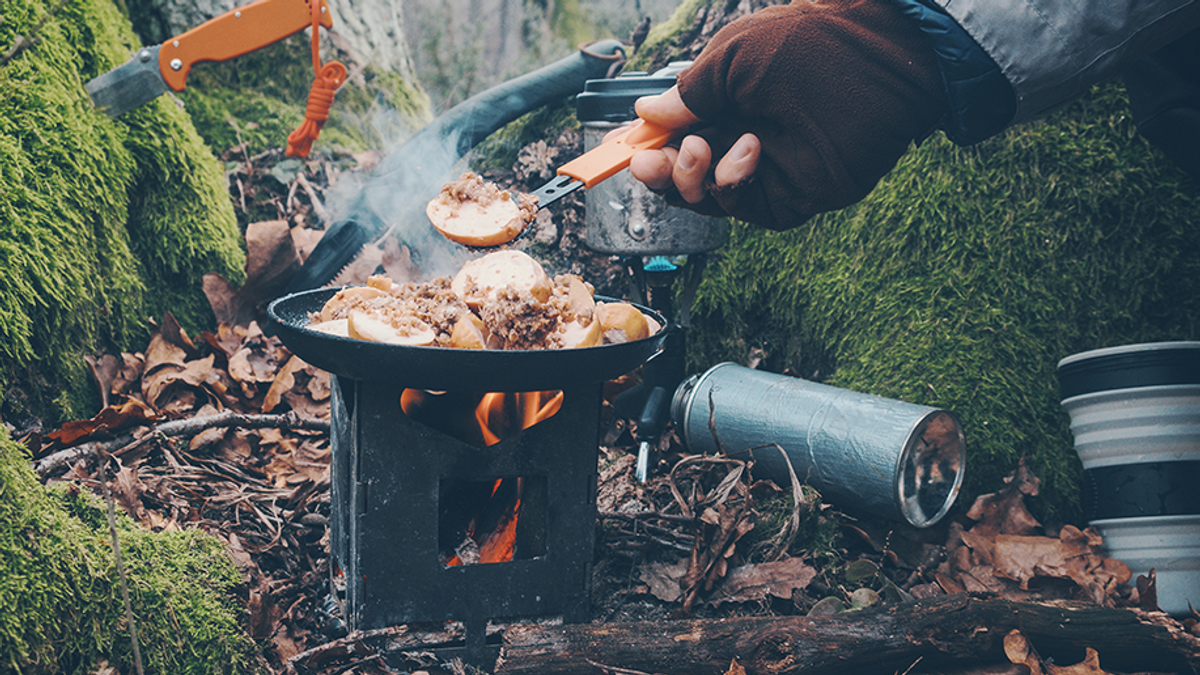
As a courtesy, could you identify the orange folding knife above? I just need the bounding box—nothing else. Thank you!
[86,0,332,117]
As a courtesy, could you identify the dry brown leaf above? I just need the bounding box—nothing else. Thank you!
[41,398,158,450]
[84,354,121,408]
[228,328,289,387]
[203,273,241,329]
[966,455,1042,538]
[263,355,308,413]
[1136,568,1160,612]
[1004,629,1113,675]
[380,237,420,284]
[159,388,199,418]
[244,220,301,294]
[305,366,330,402]
[724,659,747,675]
[708,557,817,607]
[958,528,995,567]
[189,404,230,450]
[112,461,148,522]
[290,224,325,264]
[934,571,965,595]
[112,352,146,399]
[992,527,1130,604]
[143,354,216,410]
[159,312,198,355]
[206,221,302,328]
[145,510,181,532]
[271,626,305,662]
[143,332,188,378]
[640,557,690,603]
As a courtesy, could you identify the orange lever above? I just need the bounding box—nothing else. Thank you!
[157,0,333,91]
[556,121,676,188]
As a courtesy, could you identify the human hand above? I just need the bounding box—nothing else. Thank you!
[623,87,761,205]
[617,0,947,230]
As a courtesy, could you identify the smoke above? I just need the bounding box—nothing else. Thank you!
[324,120,475,281]
[317,39,627,283]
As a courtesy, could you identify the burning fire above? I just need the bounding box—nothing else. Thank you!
[401,389,562,566]
[474,391,563,447]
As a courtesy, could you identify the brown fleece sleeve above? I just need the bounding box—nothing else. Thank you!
[672,0,946,230]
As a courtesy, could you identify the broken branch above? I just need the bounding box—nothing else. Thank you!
[498,595,1200,675]
[34,411,329,476]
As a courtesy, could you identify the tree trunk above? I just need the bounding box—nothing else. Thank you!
[497,595,1200,675]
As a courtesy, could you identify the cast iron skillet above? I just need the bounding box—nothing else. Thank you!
[267,287,668,391]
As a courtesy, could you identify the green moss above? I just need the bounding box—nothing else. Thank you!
[470,102,580,173]
[688,83,1200,523]
[0,429,259,674]
[624,0,712,71]
[0,0,245,423]
[744,486,840,566]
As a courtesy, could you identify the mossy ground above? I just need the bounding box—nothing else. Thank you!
[686,84,1200,523]
[0,0,245,424]
[0,429,259,674]
[0,0,431,426]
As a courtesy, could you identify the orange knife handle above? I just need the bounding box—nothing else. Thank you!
[557,120,676,188]
[158,0,333,91]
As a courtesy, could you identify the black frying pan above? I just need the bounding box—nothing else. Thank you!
[267,287,668,391]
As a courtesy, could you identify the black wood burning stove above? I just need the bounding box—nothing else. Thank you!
[268,289,665,663]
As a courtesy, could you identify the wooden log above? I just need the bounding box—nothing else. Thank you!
[497,595,1200,675]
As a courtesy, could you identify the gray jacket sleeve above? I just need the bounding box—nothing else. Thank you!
[928,0,1200,123]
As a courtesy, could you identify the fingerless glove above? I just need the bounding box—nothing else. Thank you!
[676,0,947,229]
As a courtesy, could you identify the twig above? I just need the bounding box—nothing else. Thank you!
[34,411,329,477]
[285,624,477,674]
[896,656,922,675]
[295,172,330,221]
[598,509,693,524]
[585,660,656,675]
[763,443,809,562]
[0,0,69,67]
[103,462,146,675]
[155,409,330,436]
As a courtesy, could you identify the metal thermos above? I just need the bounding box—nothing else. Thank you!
[575,64,729,255]
[671,363,966,527]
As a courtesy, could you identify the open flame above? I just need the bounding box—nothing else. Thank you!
[401,389,562,566]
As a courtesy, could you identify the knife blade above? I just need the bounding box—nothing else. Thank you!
[86,0,333,117]
[530,120,677,210]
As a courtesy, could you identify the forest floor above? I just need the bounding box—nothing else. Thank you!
[24,134,1198,675]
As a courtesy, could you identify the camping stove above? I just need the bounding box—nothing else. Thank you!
[327,377,602,658]
[266,289,666,664]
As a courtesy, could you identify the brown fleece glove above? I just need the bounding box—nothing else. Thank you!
[674,0,947,230]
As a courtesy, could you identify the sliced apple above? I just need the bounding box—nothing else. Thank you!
[310,318,350,337]
[451,250,553,309]
[365,274,394,292]
[319,285,387,323]
[347,310,436,346]
[427,172,537,247]
[596,302,650,344]
[449,313,489,350]
[559,317,602,349]
[564,275,596,320]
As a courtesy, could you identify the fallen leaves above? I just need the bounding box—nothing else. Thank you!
[940,457,1133,607]
[1005,629,1114,675]
[33,307,334,670]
